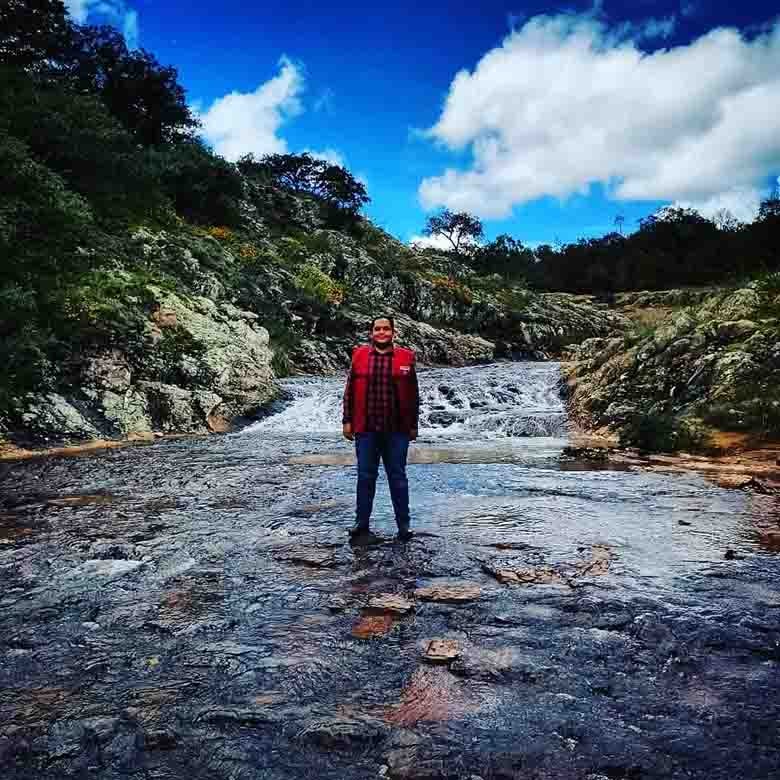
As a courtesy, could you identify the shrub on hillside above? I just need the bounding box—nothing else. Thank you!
[294,263,345,306]
[618,411,711,453]
[0,130,94,283]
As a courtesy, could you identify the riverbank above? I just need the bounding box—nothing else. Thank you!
[564,281,780,453]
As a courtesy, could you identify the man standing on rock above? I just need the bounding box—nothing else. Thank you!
[342,316,420,541]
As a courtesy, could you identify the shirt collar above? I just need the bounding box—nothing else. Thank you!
[371,344,394,355]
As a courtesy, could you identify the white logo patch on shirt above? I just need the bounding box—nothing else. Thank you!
[400,365,411,374]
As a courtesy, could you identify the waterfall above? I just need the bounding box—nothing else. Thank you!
[243,362,568,439]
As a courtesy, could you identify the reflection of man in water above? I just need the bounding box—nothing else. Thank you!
[342,316,420,541]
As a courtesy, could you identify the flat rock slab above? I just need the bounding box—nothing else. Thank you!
[483,563,565,586]
[482,546,613,586]
[414,583,481,603]
[423,639,461,663]
[368,595,415,614]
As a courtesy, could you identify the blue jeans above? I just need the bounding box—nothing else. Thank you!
[354,432,410,531]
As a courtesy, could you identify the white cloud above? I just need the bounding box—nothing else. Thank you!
[64,0,139,48]
[408,233,457,251]
[199,57,304,162]
[674,185,764,223]
[303,147,346,167]
[419,13,780,220]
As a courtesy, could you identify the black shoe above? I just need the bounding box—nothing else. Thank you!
[349,523,370,538]
[396,528,413,542]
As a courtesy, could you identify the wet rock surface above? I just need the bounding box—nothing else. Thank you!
[1,363,780,779]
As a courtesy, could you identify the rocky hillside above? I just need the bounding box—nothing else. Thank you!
[564,278,780,451]
[1,183,625,448]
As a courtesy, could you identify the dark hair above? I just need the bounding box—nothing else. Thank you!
[370,315,395,331]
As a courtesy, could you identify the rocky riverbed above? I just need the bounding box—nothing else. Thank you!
[1,363,779,779]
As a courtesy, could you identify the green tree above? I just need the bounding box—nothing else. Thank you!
[0,0,73,72]
[153,139,244,225]
[239,152,370,216]
[422,209,484,255]
[1,71,165,221]
[64,25,198,146]
[471,234,535,280]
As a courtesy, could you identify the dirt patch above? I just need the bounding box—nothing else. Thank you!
[352,614,398,639]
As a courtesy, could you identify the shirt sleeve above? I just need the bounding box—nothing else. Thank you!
[411,364,420,428]
[342,367,354,425]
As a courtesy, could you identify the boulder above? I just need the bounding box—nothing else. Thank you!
[20,394,101,442]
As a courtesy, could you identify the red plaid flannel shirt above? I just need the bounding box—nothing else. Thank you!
[343,347,419,432]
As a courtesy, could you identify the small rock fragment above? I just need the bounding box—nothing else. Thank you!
[423,639,460,663]
[414,583,481,603]
[368,595,414,614]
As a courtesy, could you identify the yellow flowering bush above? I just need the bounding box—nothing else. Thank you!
[430,274,473,305]
[294,263,345,306]
[207,226,232,241]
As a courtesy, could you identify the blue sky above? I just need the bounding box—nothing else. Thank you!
[66,0,780,246]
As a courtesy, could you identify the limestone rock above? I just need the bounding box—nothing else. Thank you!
[20,394,101,442]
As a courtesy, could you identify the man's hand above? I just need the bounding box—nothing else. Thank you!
[410,427,418,441]
[342,422,354,441]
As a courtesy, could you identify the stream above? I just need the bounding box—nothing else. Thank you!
[1,362,779,779]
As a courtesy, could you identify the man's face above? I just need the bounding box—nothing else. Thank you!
[371,319,394,347]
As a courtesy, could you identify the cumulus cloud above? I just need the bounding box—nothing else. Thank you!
[199,57,304,162]
[674,186,765,224]
[303,147,346,167]
[64,0,139,48]
[408,233,457,251]
[419,13,780,220]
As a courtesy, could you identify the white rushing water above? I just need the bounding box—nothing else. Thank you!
[244,362,568,440]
